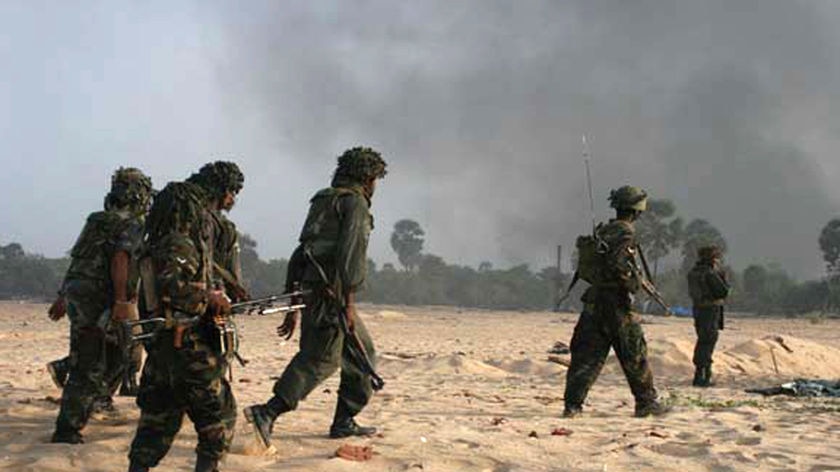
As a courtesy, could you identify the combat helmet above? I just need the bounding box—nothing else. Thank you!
[187,161,244,201]
[332,146,388,185]
[697,245,722,261]
[105,167,154,214]
[608,185,648,212]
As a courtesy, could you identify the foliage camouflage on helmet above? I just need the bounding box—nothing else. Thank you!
[697,245,723,261]
[332,146,387,185]
[608,185,648,211]
[105,167,154,214]
[186,161,244,201]
[144,181,207,243]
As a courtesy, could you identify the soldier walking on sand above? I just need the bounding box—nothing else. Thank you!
[243,146,386,449]
[49,168,153,443]
[563,186,668,418]
[126,162,244,472]
[687,245,730,387]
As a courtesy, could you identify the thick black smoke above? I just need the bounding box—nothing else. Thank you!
[206,0,840,277]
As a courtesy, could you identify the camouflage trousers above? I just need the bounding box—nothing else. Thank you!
[692,306,722,369]
[564,298,657,409]
[128,325,236,467]
[54,283,110,435]
[271,296,376,418]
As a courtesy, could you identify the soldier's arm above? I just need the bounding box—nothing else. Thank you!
[335,193,370,297]
[155,237,208,315]
[610,230,642,293]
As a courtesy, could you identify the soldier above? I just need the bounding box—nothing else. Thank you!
[49,168,153,443]
[243,146,387,449]
[563,186,667,418]
[687,245,730,387]
[126,163,243,472]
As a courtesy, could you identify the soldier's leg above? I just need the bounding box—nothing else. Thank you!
[186,375,236,469]
[563,308,611,413]
[612,312,659,411]
[53,303,107,442]
[128,353,184,468]
[692,308,720,386]
[331,313,376,438]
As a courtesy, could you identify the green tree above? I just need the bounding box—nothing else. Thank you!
[390,219,425,271]
[681,219,727,273]
[818,218,840,276]
[636,199,684,277]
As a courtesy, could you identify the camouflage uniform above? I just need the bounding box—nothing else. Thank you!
[687,246,730,386]
[563,186,663,417]
[128,167,242,472]
[245,147,386,447]
[209,210,245,300]
[52,168,151,443]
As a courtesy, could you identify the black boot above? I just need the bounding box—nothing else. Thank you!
[51,428,84,444]
[562,404,583,418]
[703,366,715,387]
[47,358,70,389]
[128,461,150,472]
[634,400,670,418]
[195,454,219,472]
[243,396,288,449]
[329,399,377,439]
[692,367,704,387]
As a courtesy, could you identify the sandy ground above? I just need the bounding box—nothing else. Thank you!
[0,301,838,472]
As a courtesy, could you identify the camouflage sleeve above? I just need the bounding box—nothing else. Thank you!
[607,224,641,293]
[154,235,208,315]
[335,192,371,294]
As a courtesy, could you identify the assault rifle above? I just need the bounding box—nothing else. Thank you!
[627,249,672,316]
[338,306,385,391]
[114,320,139,396]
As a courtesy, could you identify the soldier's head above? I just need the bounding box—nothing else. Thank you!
[332,146,387,197]
[187,161,244,211]
[608,185,648,221]
[697,245,722,264]
[104,167,154,215]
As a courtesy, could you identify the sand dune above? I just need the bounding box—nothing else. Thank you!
[0,301,838,471]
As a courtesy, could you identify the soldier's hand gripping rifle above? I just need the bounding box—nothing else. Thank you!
[114,318,140,396]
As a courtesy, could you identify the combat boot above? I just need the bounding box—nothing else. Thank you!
[47,358,70,389]
[194,454,219,472]
[244,396,289,449]
[634,400,670,418]
[329,400,377,439]
[703,366,715,387]
[692,367,704,387]
[51,429,84,444]
[562,405,583,418]
[127,462,150,472]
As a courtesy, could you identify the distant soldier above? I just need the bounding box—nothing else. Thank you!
[126,162,243,472]
[244,146,386,449]
[563,186,667,418]
[49,168,153,443]
[687,245,730,387]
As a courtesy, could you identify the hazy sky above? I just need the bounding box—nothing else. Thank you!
[2,1,839,278]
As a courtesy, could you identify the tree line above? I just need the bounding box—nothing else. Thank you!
[2,207,840,315]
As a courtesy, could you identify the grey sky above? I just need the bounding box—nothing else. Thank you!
[1,1,839,278]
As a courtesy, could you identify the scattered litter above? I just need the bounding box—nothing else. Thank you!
[547,355,571,367]
[491,417,507,426]
[745,379,840,397]
[528,431,539,438]
[551,427,573,437]
[335,444,373,462]
[649,431,668,439]
[238,378,252,383]
[770,336,794,353]
[752,424,765,432]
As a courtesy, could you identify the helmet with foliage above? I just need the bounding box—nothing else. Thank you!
[608,185,648,212]
[697,245,723,261]
[105,167,154,214]
[186,161,244,201]
[332,146,387,185]
[145,181,207,243]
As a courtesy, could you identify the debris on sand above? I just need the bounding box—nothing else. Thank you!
[551,427,573,437]
[745,379,840,397]
[548,341,571,355]
[335,444,374,461]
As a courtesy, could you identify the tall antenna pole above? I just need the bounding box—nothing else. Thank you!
[582,134,596,233]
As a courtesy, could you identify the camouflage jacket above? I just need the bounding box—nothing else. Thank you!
[208,210,243,299]
[62,209,144,300]
[297,185,373,295]
[687,262,730,307]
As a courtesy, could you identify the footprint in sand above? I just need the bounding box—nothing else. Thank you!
[649,441,710,458]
